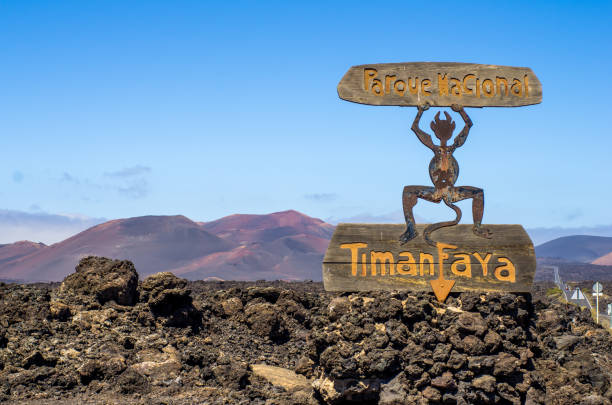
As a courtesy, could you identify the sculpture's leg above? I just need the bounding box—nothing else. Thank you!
[400,186,436,244]
[452,186,492,238]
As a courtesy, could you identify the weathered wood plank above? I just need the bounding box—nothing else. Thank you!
[324,224,532,262]
[337,62,542,107]
[322,224,536,293]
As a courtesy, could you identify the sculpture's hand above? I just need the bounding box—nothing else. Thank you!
[419,103,430,112]
[451,104,463,112]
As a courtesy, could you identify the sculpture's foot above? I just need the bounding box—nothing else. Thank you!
[473,225,492,239]
[399,225,417,244]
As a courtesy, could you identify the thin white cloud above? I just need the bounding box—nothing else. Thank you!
[104,165,151,178]
[60,172,80,184]
[0,209,106,244]
[116,178,150,199]
[304,193,337,202]
[59,165,152,200]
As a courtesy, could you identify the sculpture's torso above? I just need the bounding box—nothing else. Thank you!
[429,146,459,191]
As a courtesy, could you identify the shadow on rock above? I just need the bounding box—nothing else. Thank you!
[140,272,202,330]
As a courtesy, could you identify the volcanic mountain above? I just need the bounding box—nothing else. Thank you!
[535,235,612,263]
[592,251,612,266]
[0,241,47,280]
[179,210,335,280]
[0,210,334,282]
[534,235,612,281]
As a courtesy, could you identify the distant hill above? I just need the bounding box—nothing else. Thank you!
[0,210,334,282]
[535,235,612,263]
[8,214,612,283]
[201,210,334,243]
[0,215,234,282]
[536,258,612,281]
[593,251,612,266]
[0,241,46,267]
[184,210,334,280]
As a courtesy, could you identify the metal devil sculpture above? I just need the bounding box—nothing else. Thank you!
[400,103,491,247]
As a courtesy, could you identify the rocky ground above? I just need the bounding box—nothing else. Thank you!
[0,257,611,404]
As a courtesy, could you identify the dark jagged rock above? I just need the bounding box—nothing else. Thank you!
[58,256,139,306]
[305,290,612,404]
[21,351,56,369]
[245,300,288,341]
[140,272,188,303]
[0,275,610,404]
[140,272,202,328]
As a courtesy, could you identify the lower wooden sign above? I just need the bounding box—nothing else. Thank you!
[322,224,536,301]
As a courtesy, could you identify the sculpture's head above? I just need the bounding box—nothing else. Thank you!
[430,111,456,143]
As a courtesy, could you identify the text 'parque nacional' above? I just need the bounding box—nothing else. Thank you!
[363,69,529,100]
[337,62,542,108]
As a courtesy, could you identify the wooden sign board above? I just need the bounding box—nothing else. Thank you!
[337,62,542,107]
[323,224,536,294]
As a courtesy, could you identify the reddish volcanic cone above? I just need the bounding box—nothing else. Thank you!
[201,209,334,243]
[187,210,334,281]
[0,241,46,268]
[0,215,234,282]
[0,210,334,282]
[593,251,612,266]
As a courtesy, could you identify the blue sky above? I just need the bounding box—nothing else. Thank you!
[1,1,611,244]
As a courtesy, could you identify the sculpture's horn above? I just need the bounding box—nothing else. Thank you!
[434,112,441,122]
[444,111,451,121]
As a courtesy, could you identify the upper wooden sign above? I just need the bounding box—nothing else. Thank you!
[337,62,542,107]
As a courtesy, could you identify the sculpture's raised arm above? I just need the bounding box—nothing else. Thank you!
[411,104,435,150]
[451,104,472,150]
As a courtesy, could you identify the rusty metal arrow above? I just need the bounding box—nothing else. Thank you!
[430,242,457,302]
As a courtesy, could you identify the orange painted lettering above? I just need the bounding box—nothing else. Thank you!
[364,68,377,91]
[438,73,449,96]
[451,254,472,278]
[462,74,475,96]
[421,79,431,95]
[473,252,492,276]
[371,251,395,276]
[385,75,397,95]
[340,243,368,276]
[495,257,516,282]
[397,252,417,276]
[420,253,434,276]
[496,77,509,96]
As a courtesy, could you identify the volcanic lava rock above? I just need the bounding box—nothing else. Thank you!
[221,296,243,317]
[327,297,351,321]
[140,272,202,328]
[48,300,71,320]
[251,364,312,392]
[21,351,56,369]
[307,291,612,404]
[58,256,139,306]
[129,345,182,386]
[0,275,611,404]
[212,362,249,390]
[456,311,488,336]
[472,374,496,392]
[140,272,187,303]
[77,359,105,384]
[245,301,288,341]
[493,352,520,376]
